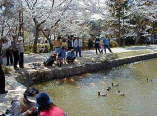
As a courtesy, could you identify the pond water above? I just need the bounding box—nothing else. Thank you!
[34,59,157,116]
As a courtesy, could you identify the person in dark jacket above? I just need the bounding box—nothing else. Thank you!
[88,39,93,50]
[44,52,57,66]
[67,36,74,50]
[0,39,8,94]
[6,37,13,66]
[66,49,76,63]
[12,35,19,70]
[95,37,101,54]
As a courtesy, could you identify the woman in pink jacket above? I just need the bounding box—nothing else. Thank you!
[36,92,67,116]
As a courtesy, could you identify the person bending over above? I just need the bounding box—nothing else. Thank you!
[44,52,57,66]
[66,49,76,64]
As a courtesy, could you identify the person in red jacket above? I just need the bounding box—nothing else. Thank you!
[36,92,67,116]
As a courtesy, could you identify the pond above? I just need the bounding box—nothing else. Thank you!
[34,58,157,116]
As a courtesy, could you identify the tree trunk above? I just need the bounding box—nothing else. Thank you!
[33,18,46,53]
[1,26,4,37]
[47,37,53,50]
[118,8,121,46]
[122,6,125,46]
[18,10,24,37]
[41,29,53,50]
[33,27,39,53]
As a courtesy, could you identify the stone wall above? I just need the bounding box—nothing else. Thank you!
[18,52,157,85]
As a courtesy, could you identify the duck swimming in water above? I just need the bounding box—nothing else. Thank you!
[111,82,119,87]
[146,78,152,83]
[98,91,107,96]
[106,87,112,92]
[117,90,125,96]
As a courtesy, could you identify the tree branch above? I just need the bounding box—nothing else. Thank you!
[33,0,38,7]
[24,0,33,10]
[33,18,38,25]
[41,29,49,39]
[51,0,55,8]
[51,19,61,29]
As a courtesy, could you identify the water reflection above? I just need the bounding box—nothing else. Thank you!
[34,59,157,116]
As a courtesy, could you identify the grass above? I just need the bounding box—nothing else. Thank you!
[117,50,152,58]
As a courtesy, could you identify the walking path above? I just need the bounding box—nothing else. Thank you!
[23,45,157,66]
[0,45,157,114]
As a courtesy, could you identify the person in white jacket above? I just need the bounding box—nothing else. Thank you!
[17,36,24,68]
[73,37,82,57]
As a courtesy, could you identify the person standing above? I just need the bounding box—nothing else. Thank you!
[0,39,8,94]
[88,39,93,50]
[17,36,24,68]
[73,37,82,57]
[102,36,112,54]
[95,37,101,54]
[36,92,67,116]
[12,35,19,70]
[6,37,13,66]
[67,36,73,50]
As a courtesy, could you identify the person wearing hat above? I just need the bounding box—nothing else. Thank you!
[36,92,67,116]
[6,87,39,116]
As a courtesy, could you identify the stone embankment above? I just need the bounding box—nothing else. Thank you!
[18,52,157,85]
[0,74,26,114]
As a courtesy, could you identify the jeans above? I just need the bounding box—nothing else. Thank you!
[75,47,81,57]
[55,47,61,54]
[95,44,101,54]
[6,49,13,65]
[104,45,112,53]
[13,50,19,68]
[19,53,24,68]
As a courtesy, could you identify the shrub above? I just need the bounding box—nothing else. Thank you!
[24,44,51,53]
[110,40,119,47]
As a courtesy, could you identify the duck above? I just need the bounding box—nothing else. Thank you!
[98,91,107,97]
[117,90,125,96]
[146,78,152,83]
[111,82,119,87]
[106,87,112,92]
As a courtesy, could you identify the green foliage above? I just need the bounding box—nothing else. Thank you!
[24,44,51,54]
